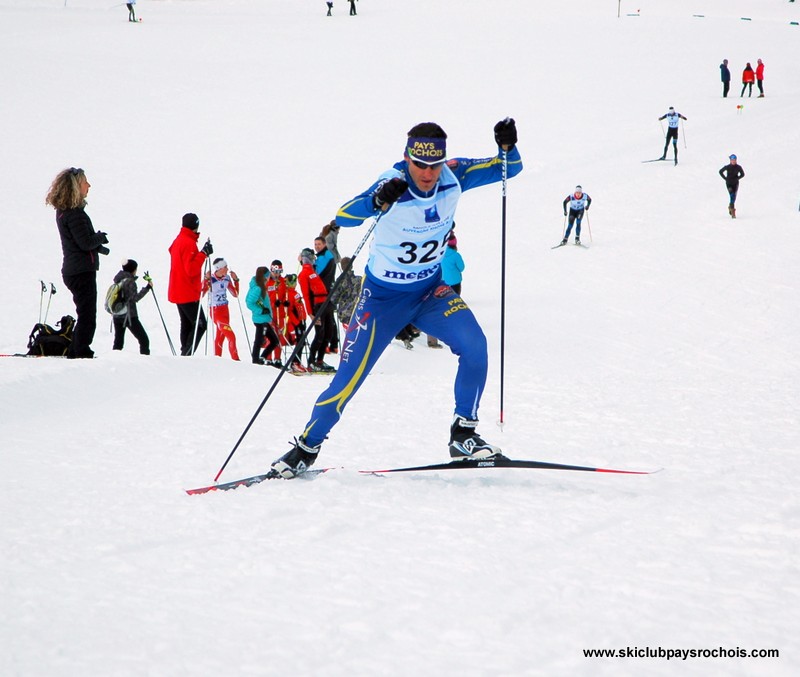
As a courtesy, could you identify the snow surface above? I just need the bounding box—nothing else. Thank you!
[1,1,799,675]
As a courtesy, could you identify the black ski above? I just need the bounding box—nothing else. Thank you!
[642,157,666,163]
[360,457,657,475]
[186,468,330,495]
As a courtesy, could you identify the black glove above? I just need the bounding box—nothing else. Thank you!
[201,240,214,257]
[494,118,517,148]
[563,211,567,217]
[97,245,110,256]
[97,231,109,244]
[283,300,291,307]
[374,178,408,209]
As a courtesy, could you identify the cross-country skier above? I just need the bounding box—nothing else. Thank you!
[561,185,592,245]
[658,107,687,165]
[111,258,152,354]
[126,1,137,22]
[203,258,240,361]
[718,154,745,218]
[270,118,523,479]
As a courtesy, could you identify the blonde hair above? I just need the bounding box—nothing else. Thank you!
[45,168,86,211]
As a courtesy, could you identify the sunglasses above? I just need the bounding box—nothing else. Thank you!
[270,266,283,273]
[410,159,445,170]
[69,167,83,176]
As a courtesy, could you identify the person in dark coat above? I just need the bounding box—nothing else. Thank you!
[112,259,152,354]
[46,167,110,358]
[720,59,731,98]
[719,154,745,218]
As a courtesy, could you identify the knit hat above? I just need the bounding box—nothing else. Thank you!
[299,247,315,265]
[212,258,228,273]
[182,213,200,231]
[122,259,138,274]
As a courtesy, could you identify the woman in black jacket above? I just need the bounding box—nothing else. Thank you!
[45,168,110,358]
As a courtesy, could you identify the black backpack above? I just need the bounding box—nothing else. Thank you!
[26,315,75,356]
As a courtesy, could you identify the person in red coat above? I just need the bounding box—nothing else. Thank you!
[741,63,755,98]
[168,213,213,355]
[297,247,335,372]
[755,59,765,98]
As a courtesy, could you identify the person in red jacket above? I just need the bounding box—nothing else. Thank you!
[266,260,289,364]
[168,213,213,356]
[297,247,335,372]
[741,63,755,98]
[755,58,765,98]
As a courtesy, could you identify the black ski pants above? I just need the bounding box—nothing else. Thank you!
[62,270,97,358]
[113,315,150,354]
[310,304,335,364]
[253,322,280,363]
[176,301,207,356]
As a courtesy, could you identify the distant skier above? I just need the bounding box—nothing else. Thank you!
[741,63,755,98]
[658,107,687,165]
[349,0,357,16]
[126,1,136,22]
[719,154,745,219]
[720,59,731,98]
[756,58,765,98]
[561,186,592,245]
[326,2,333,17]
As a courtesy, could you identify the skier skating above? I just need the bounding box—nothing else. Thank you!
[719,154,745,218]
[561,185,591,246]
[658,107,687,165]
[270,118,523,479]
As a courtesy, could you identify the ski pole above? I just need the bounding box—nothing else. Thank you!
[213,212,383,483]
[499,145,508,429]
[234,280,252,355]
[144,272,177,356]
[38,280,47,324]
[682,120,687,149]
[44,283,56,324]
[191,251,210,355]
[586,211,593,243]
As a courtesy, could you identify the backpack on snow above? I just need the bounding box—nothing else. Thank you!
[104,281,127,315]
[26,315,75,356]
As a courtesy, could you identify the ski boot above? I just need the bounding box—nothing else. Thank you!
[575,238,581,246]
[449,415,503,461]
[271,437,321,478]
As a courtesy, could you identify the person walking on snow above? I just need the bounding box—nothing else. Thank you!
[202,258,240,360]
[111,259,152,354]
[720,59,731,98]
[326,2,333,17]
[756,59,765,98]
[168,213,212,356]
[126,1,137,22]
[269,118,523,479]
[561,186,592,245]
[349,0,357,16]
[719,154,745,219]
[245,266,281,366]
[741,63,755,97]
[658,107,687,165]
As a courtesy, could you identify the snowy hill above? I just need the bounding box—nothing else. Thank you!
[1,1,798,675]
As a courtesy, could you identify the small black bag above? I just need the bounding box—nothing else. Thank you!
[26,315,75,356]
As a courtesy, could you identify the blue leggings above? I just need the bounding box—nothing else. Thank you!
[301,275,488,445]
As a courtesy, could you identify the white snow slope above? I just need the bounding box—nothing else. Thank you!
[1,1,798,676]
